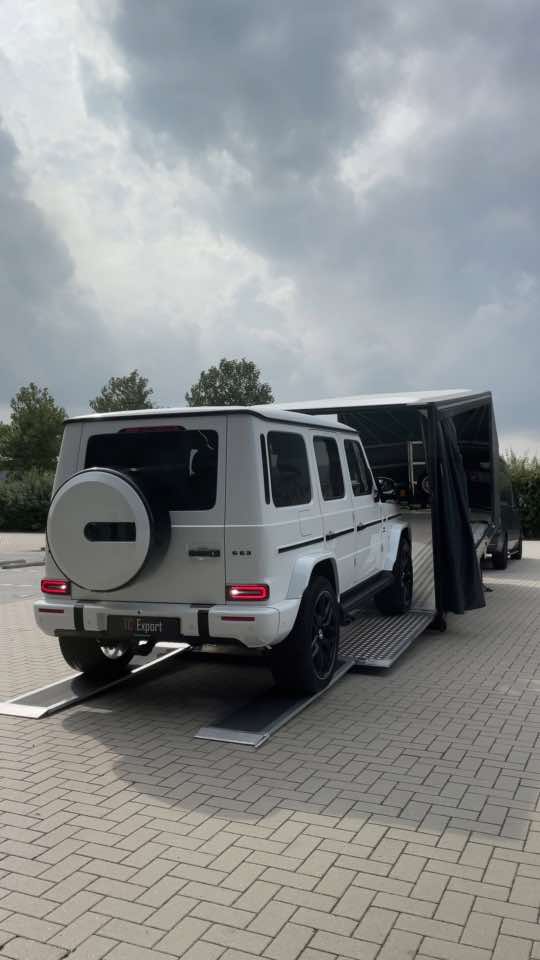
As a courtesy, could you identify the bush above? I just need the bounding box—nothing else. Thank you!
[0,469,54,531]
[506,452,540,539]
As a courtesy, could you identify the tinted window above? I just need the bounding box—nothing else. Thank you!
[85,429,218,511]
[345,440,372,496]
[267,432,311,507]
[314,437,345,501]
[260,435,271,505]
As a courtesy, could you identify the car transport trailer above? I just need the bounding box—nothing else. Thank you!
[0,389,500,742]
[283,389,500,666]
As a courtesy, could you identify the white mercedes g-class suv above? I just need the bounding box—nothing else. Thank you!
[36,406,413,694]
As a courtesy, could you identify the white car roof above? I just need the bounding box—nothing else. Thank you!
[65,405,357,433]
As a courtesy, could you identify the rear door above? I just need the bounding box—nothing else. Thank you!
[313,434,356,594]
[343,438,382,579]
[75,416,226,603]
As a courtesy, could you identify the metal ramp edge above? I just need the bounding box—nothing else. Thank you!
[0,645,190,719]
[195,658,354,747]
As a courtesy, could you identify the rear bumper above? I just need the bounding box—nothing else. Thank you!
[33,598,300,649]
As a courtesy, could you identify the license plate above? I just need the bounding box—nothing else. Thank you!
[108,615,180,641]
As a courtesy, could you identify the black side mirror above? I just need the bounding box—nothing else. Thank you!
[375,476,397,502]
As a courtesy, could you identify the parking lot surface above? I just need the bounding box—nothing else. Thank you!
[1,544,540,959]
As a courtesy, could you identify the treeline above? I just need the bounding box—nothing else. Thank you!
[506,453,540,539]
[0,360,273,531]
[2,367,537,539]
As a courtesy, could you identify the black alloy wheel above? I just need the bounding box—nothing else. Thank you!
[311,588,339,680]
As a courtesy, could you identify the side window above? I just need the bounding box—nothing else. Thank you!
[314,436,345,501]
[344,440,372,497]
[267,432,311,507]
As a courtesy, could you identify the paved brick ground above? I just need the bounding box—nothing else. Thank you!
[1,544,540,959]
[0,533,45,571]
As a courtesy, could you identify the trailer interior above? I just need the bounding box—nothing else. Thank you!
[285,390,498,667]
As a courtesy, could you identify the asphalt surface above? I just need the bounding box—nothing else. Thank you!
[0,564,41,603]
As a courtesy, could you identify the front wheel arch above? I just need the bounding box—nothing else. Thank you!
[271,575,339,695]
[375,534,413,616]
[382,523,411,572]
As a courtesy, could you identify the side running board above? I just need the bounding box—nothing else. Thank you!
[340,571,394,620]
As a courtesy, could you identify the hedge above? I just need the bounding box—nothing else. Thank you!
[506,453,540,539]
[1,457,539,538]
[0,469,54,531]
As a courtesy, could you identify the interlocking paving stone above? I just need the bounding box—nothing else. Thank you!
[461,913,501,950]
[1,544,540,959]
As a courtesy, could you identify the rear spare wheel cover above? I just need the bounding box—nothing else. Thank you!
[47,469,153,592]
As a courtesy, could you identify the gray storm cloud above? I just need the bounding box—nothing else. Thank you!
[0,120,115,412]
[86,0,539,437]
[0,0,538,446]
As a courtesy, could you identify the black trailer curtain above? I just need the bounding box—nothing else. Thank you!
[435,416,485,614]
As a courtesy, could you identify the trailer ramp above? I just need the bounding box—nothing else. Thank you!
[0,645,190,718]
[340,539,435,668]
[195,658,353,747]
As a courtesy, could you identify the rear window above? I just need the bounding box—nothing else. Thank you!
[85,428,218,511]
[267,432,311,507]
[314,436,345,500]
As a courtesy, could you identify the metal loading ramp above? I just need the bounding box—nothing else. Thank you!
[0,645,354,748]
[340,532,435,668]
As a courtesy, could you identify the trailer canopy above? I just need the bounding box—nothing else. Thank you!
[282,390,498,618]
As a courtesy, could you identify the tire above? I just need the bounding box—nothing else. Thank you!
[511,536,523,560]
[492,533,508,570]
[270,576,339,695]
[374,536,413,615]
[59,635,135,680]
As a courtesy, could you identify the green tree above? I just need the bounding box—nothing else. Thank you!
[0,468,55,531]
[0,422,9,456]
[90,370,154,413]
[186,358,274,407]
[0,383,66,474]
[505,451,540,538]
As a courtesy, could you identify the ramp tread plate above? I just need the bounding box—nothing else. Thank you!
[195,658,353,747]
[341,611,434,668]
[0,646,190,719]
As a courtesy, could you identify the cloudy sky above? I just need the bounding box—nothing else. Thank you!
[0,0,538,452]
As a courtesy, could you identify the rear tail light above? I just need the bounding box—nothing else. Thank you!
[226,584,270,602]
[41,579,71,596]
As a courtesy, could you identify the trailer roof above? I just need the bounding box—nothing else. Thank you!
[281,389,492,415]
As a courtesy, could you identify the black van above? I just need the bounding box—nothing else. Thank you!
[486,459,523,568]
